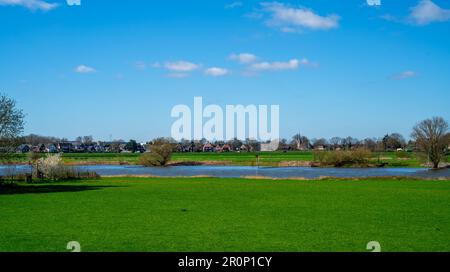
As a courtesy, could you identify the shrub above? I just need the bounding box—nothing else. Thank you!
[32,154,100,181]
[313,149,372,167]
[139,152,165,166]
[139,142,173,167]
[36,153,63,180]
[351,149,372,164]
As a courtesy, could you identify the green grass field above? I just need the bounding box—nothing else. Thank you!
[173,151,314,165]
[173,151,438,167]
[1,177,449,252]
[5,151,446,167]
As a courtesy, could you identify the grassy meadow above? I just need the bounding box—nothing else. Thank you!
[4,151,446,167]
[1,177,449,252]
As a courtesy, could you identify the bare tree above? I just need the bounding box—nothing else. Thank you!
[83,135,94,145]
[21,134,61,145]
[277,138,289,151]
[311,138,328,149]
[362,138,377,152]
[342,136,358,150]
[411,117,449,169]
[245,138,260,152]
[382,133,406,151]
[227,138,243,151]
[329,137,342,150]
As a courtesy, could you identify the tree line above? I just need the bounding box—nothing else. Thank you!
[281,133,410,152]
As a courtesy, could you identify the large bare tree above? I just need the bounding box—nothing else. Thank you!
[411,117,449,169]
[0,94,25,156]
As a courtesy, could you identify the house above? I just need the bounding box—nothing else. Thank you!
[94,144,106,153]
[47,143,59,153]
[315,145,325,151]
[119,144,127,152]
[16,144,31,153]
[73,142,85,153]
[176,143,189,152]
[58,142,74,153]
[202,143,214,152]
[136,144,146,153]
[102,141,127,153]
[85,145,97,153]
[103,143,112,152]
[221,144,231,152]
[39,144,47,153]
[30,144,47,153]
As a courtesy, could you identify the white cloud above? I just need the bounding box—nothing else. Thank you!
[225,1,242,9]
[0,0,58,11]
[75,65,96,73]
[66,0,80,6]
[409,0,450,25]
[392,71,417,80]
[205,67,230,77]
[261,2,340,31]
[229,53,258,64]
[250,59,300,71]
[164,61,200,72]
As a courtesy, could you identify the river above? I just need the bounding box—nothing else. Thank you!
[1,165,449,179]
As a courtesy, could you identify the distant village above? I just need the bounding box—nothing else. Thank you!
[14,134,266,154]
[16,141,145,154]
[13,133,429,154]
[15,139,255,154]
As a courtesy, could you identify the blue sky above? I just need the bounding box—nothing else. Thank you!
[1,0,449,142]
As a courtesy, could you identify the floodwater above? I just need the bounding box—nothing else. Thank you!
[1,165,449,179]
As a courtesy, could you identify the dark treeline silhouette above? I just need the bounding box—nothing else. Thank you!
[12,132,421,153]
[279,133,410,152]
